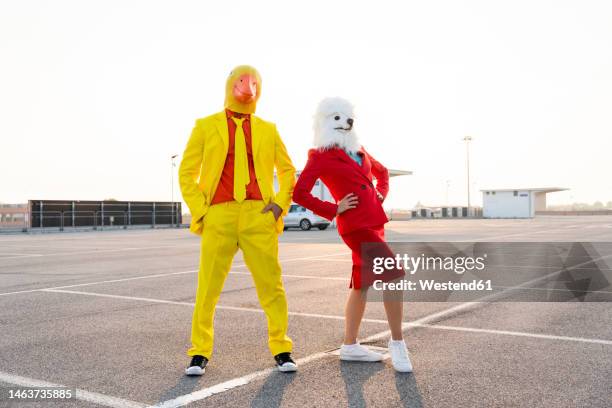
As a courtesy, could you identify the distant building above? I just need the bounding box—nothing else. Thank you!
[411,203,482,218]
[0,203,28,229]
[481,187,568,218]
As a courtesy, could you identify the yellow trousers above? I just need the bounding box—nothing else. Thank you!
[188,200,292,358]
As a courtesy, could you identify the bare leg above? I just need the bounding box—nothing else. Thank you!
[383,289,404,341]
[344,288,367,344]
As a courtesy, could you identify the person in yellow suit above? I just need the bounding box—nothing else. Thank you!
[179,65,297,375]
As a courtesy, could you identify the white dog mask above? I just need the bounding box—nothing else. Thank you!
[313,97,361,154]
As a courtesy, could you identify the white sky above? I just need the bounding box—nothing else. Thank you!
[1,0,611,210]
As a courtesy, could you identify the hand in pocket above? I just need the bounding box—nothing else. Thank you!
[262,203,283,221]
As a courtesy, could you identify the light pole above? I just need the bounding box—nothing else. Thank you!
[171,154,178,227]
[445,180,451,206]
[462,136,473,211]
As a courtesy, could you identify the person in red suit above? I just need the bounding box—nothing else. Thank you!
[293,97,412,372]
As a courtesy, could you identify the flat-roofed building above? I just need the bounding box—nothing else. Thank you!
[481,187,568,218]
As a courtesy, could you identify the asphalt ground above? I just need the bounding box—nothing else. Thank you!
[0,216,611,407]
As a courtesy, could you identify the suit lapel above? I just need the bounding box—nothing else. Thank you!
[359,147,372,176]
[332,148,372,182]
[250,116,262,158]
[214,111,229,153]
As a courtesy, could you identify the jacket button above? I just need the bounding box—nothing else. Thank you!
[361,185,366,190]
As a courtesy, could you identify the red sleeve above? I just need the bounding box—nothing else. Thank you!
[292,150,339,221]
[365,150,389,200]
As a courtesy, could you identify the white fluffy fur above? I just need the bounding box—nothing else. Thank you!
[313,97,361,154]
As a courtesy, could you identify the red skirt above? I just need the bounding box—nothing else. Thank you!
[340,225,405,289]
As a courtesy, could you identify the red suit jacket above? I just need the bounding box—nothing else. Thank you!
[293,147,389,235]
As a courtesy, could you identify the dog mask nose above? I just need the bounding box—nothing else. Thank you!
[347,118,354,126]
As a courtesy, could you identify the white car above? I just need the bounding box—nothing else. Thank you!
[283,204,330,231]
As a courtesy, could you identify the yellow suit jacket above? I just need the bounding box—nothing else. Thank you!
[179,111,296,235]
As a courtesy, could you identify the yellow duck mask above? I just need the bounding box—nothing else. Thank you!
[224,65,262,114]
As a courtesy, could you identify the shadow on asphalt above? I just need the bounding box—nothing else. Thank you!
[156,373,202,404]
[394,371,423,408]
[340,360,385,407]
[340,361,423,408]
[251,370,296,408]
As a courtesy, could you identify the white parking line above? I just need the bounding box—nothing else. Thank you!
[0,231,177,244]
[4,246,609,407]
[231,270,348,280]
[0,269,350,297]
[12,254,612,407]
[40,288,387,324]
[0,371,147,408]
[0,252,349,297]
[152,351,332,408]
[0,244,200,260]
[473,223,588,241]
[0,245,347,261]
[492,285,612,295]
[0,252,44,259]
[150,303,480,407]
[412,324,612,346]
[42,288,195,307]
[0,270,198,297]
[149,302,612,406]
[39,288,612,347]
[359,254,612,344]
[0,243,105,249]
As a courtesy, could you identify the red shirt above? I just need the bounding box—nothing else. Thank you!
[211,110,263,204]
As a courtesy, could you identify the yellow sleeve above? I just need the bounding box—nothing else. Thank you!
[272,125,296,215]
[179,121,207,227]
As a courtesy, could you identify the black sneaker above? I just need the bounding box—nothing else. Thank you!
[274,352,297,372]
[185,355,208,376]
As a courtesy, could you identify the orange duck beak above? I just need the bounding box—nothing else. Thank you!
[232,73,258,104]
[224,65,261,114]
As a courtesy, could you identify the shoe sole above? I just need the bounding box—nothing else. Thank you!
[340,355,384,362]
[185,366,205,376]
[392,365,413,373]
[277,363,298,372]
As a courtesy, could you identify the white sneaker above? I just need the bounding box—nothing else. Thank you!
[388,339,413,373]
[340,343,384,362]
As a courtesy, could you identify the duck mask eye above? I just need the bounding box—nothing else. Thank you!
[334,116,340,121]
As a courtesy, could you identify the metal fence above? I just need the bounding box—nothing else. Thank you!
[29,200,182,230]
[0,200,185,232]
